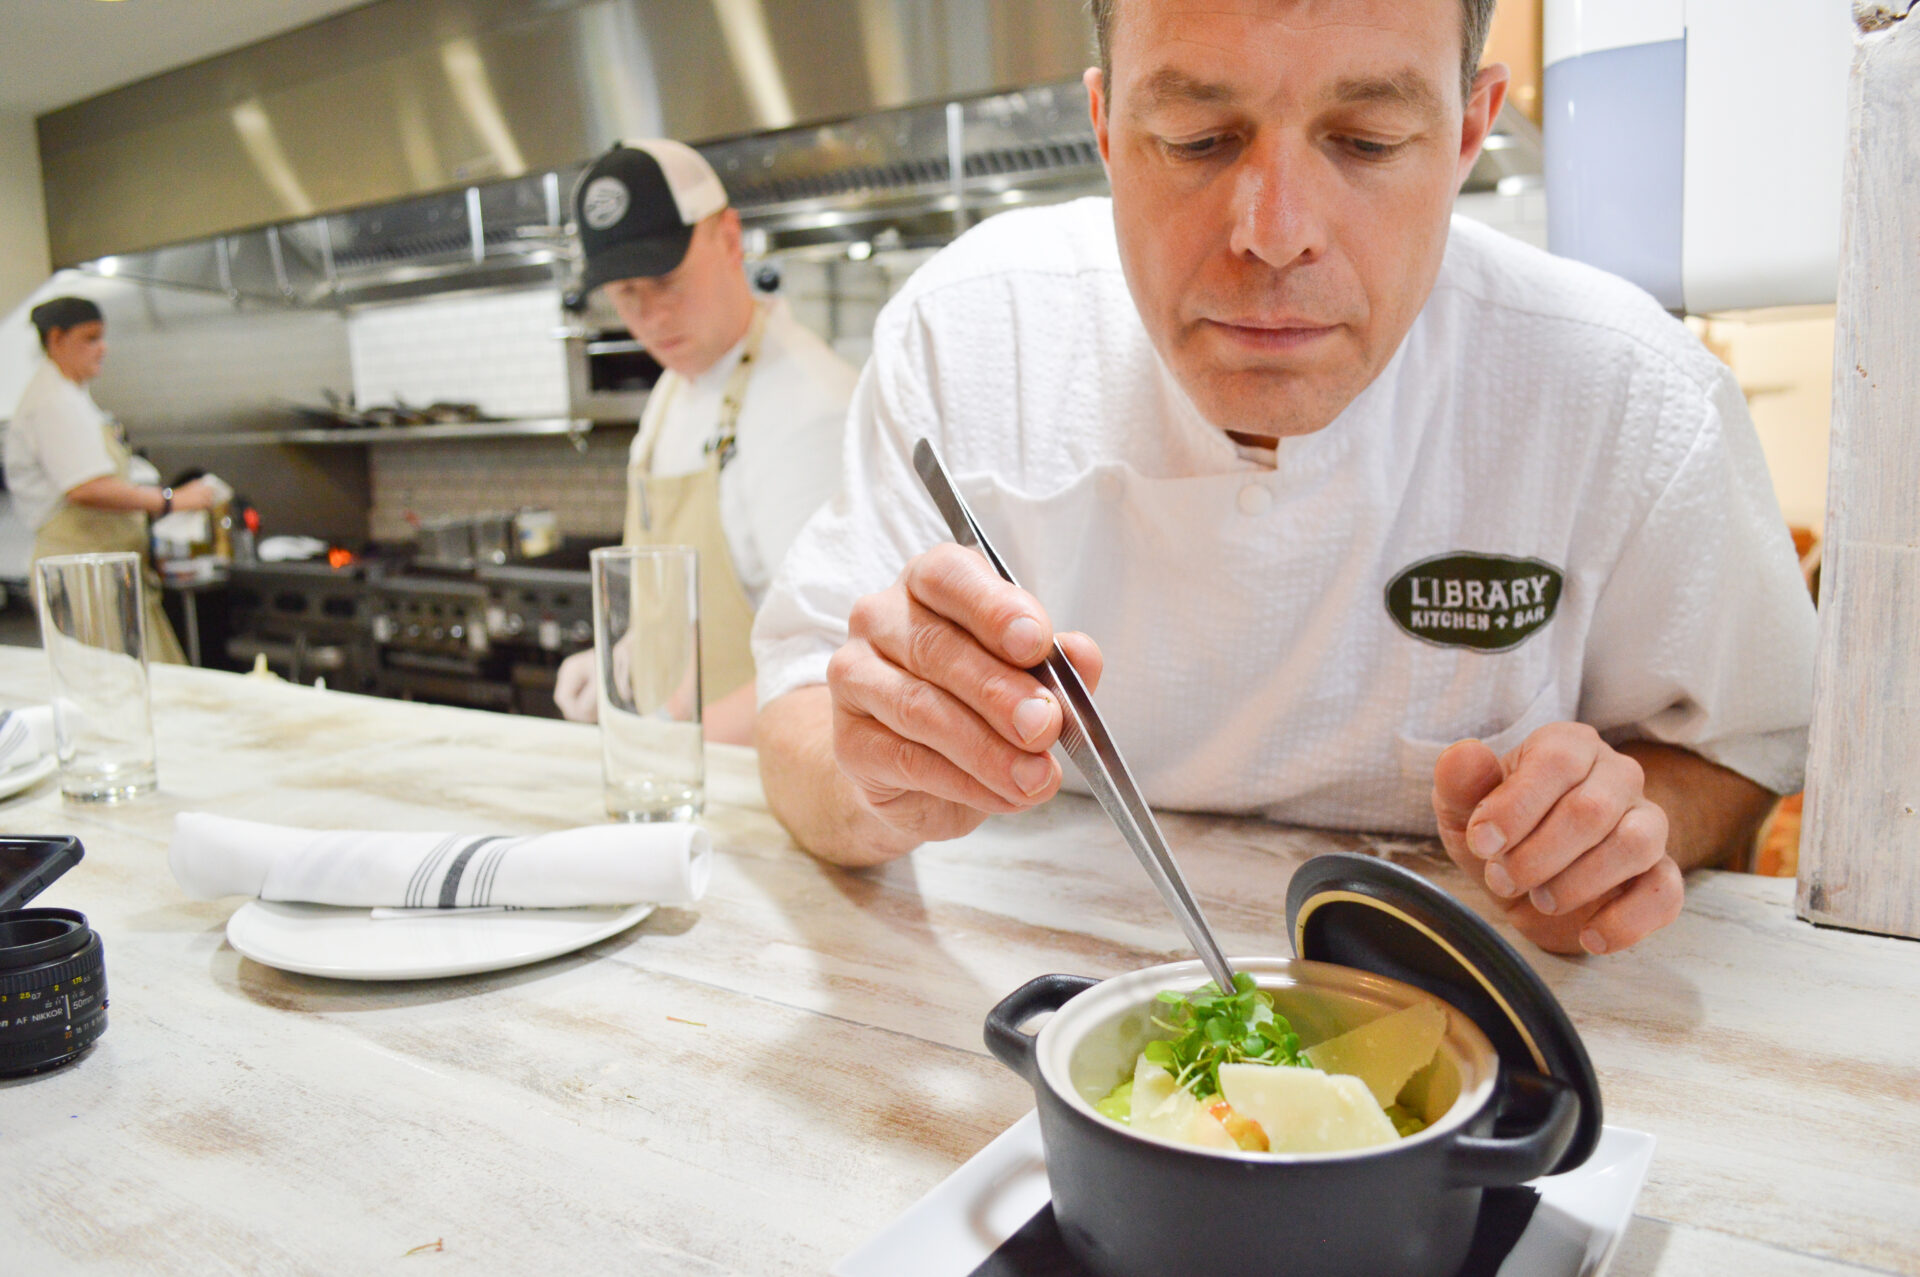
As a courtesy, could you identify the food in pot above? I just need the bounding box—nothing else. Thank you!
[1303,1000,1448,1106]
[1217,1064,1397,1152]
[1093,974,1448,1153]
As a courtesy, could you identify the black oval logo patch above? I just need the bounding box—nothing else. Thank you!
[1385,553,1563,652]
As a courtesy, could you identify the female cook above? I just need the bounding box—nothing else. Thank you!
[5,296,216,664]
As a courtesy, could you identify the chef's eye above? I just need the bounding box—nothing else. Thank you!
[1340,136,1407,160]
[1162,134,1234,162]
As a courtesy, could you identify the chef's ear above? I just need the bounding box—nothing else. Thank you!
[1085,67,1112,170]
[714,206,745,268]
[1457,63,1510,190]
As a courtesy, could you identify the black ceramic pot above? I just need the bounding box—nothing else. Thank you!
[984,957,1579,1277]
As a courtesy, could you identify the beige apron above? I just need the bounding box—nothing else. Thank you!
[621,303,769,703]
[31,419,187,666]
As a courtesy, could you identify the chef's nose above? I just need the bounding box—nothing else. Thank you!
[628,288,669,333]
[1226,135,1329,270]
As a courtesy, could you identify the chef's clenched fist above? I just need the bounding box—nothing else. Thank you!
[1432,723,1682,956]
[553,648,598,722]
[827,542,1104,843]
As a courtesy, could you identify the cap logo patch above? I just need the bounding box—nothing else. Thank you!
[582,177,630,230]
[1385,552,1564,652]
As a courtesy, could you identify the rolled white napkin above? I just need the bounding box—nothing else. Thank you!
[0,706,55,773]
[168,813,710,908]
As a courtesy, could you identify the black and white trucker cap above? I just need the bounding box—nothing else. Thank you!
[572,139,730,292]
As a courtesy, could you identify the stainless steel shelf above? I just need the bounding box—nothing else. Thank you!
[140,418,635,447]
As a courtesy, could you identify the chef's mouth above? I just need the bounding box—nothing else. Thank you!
[1203,318,1341,352]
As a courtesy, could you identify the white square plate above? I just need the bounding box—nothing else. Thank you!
[835,1112,1655,1277]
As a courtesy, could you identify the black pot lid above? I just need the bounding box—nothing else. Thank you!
[1285,852,1602,1174]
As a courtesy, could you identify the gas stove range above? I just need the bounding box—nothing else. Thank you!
[226,539,606,715]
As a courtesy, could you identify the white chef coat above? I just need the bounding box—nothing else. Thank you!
[4,359,118,531]
[753,198,1817,836]
[637,296,858,610]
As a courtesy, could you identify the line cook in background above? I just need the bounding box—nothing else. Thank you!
[5,297,220,664]
[552,141,857,742]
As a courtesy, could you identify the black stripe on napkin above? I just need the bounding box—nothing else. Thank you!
[965,1187,1541,1277]
[438,836,505,908]
[405,835,460,909]
[471,837,523,907]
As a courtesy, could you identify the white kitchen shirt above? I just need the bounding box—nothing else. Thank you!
[4,359,118,531]
[753,198,1818,836]
[638,296,858,610]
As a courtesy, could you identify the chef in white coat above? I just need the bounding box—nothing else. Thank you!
[551,141,858,742]
[6,297,219,664]
[751,0,1817,957]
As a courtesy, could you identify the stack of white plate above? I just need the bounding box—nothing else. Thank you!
[0,707,57,800]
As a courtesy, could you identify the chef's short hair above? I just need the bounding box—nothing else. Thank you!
[29,297,103,349]
[1088,0,1497,106]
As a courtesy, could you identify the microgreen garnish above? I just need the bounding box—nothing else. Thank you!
[1142,971,1305,1100]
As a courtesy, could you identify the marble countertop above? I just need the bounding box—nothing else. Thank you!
[1,648,1916,1276]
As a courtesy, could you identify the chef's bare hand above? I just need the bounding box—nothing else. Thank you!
[169,479,218,512]
[1431,723,1680,956]
[553,648,598,722]
[828,541,1103,843]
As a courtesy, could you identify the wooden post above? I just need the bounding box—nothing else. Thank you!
[1799,0,1920,939]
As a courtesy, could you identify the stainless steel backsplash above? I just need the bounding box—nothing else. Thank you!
[85,277,353,435]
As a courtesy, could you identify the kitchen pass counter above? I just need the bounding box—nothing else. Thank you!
[0,647,1915,1275]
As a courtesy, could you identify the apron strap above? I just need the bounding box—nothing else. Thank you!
[703,301,772,473]
[628,299,773,532]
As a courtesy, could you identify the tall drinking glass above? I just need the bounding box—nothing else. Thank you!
[35,551,158,802]
[591,546,702,822]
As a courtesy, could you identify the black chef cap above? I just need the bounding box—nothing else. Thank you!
[30,297,104,347]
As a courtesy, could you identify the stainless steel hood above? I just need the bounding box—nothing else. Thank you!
[37,0,1098,267]
[703,79,1105,257]
[76,78,1112,308]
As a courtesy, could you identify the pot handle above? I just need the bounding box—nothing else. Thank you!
[983,974,1099,1086]
[1444,1070,1580,1188]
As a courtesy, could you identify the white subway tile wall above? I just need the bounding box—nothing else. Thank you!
[1455,186,1549,251]
[367,428,634,543]
[347,290,569,418]
[772,256,919,368]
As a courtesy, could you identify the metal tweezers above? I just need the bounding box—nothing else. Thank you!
[913,439,1238,994]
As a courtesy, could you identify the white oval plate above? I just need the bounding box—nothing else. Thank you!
[0,754,58,802]
[226,900,656,980]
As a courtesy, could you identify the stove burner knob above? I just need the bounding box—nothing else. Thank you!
[568,619,592,645]
[405,623,423,640]
[504,613,524,636]
[448,624,464,641]
[373,615,396,643]
[430,625,446,641]
[538,618,562,651]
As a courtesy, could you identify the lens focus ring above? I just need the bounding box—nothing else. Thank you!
[0,909,109,1078]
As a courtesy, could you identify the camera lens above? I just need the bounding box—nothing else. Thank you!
[0,908,108,1078]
